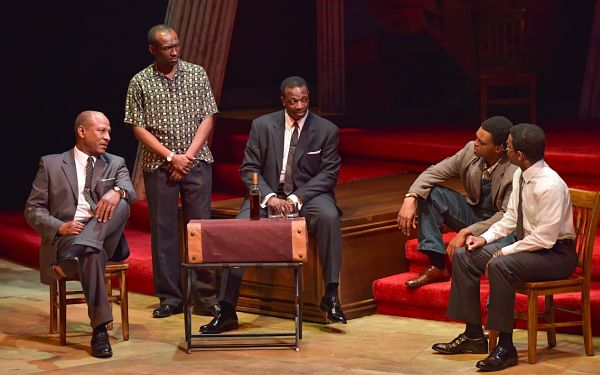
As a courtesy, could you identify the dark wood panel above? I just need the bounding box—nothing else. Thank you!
[210,173,423,323]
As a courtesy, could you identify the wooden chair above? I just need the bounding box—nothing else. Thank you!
[49,261,129,345]
[476,8,536,124]
[489,188,600,363]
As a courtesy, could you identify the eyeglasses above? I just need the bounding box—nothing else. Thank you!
[501,142,514,152]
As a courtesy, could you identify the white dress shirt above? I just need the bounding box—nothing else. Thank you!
[481,160,576,255]
[261,111,308,207]
[73,146,96,221]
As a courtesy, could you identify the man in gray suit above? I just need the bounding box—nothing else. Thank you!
[24,111,135,358]
[397,116,517,287]
[200,76,347,334]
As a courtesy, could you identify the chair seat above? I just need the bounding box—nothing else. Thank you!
[518,275,584,291]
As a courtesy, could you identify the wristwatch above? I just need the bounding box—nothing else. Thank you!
[166,151,174,163]
[405,192,418,199]
[113,186,126,199]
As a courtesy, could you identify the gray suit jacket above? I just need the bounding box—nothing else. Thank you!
[409,141,517,235]
[24,149,135,284]
[239,110,341,205]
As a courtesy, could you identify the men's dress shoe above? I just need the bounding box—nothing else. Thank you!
[476,345,518,371]
[91,328,112,358]
[432,333,488,354]
[152,304,183,318]
[319,295,348,324]
[58,256,80,277]
[200,306,239,334]
[405,265,450,288]
[193,303,221,317]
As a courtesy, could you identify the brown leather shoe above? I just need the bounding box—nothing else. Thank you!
[405,265,450,288]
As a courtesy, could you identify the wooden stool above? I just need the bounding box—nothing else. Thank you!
[49,261,129,345]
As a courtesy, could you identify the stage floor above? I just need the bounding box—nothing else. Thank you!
[1,258,599,374]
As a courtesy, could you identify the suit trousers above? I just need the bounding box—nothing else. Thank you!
[220,194,342,306]
[418,186,489,254]
[55,199,130,329]
[447,238,578,333]
[144,162,217,308]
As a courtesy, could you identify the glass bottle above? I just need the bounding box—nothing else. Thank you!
[249,172,261,220]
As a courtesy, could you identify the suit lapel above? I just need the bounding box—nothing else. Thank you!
[61,150,79,201]
[271,111,285,175]
[293,112,315,168]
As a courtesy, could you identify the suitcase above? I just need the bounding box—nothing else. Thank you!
[186,218,308,263]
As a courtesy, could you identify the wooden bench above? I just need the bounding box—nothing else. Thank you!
[210,173,420,323]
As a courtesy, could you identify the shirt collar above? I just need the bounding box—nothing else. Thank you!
[521,159,546,183]
[284,110,308,131]
[74,146,96,166]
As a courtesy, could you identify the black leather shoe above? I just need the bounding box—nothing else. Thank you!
[193,303,221,317]
[152,304,183,318]
[58,256,80,277]
[476,345,518,371]
[432,333,488,354]
[319,295,347,324]
[200,304,239,334]
[91,327,112,358]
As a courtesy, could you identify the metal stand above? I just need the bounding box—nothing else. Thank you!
[182,262,303,352]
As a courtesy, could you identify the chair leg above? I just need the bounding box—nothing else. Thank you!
[50,281,58,334]
[488,330,498,353]
[545,295,556,348]
[527,293,538,364]
[120,270,129,341]
[583,289,594,356]
[106,275,113,331]
[59,279,67,345]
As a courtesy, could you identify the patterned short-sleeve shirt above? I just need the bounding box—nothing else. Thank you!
[124,60,218,172]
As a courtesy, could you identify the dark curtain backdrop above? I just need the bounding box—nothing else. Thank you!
[5,1,168,210]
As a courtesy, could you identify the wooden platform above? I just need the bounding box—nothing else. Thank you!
[211,173,421,323]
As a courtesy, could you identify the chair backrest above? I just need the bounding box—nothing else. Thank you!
[569,188,600,285]
[476,8,528,72]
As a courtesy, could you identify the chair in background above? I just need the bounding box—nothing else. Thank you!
[49,261,129,345]
[489,188,600,364]
[476,8,536,124]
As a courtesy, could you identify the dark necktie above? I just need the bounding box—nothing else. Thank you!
[283,122,299,195]
[84,156,97,211]
[516,174,525,240]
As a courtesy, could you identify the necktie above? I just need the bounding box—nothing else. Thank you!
[283,122,299,195]
[84,156,97,212]
[516,174,525,240]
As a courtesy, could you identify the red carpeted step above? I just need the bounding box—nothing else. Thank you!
[404,232,456,272]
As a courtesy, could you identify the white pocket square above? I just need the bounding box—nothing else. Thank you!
[307,149,321,155]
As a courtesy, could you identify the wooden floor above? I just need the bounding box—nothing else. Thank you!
[1,257,599,374]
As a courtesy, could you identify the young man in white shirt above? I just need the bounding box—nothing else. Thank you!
[432,124,578,372]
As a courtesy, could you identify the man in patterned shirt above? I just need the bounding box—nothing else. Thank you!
[124,24,219,318]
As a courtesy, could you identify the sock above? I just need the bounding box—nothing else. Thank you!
[63,244,87,259]
[219,300,234,313]
[423,250,446,269]
[325,283,339,298]
[464,323,484,339]
[93,322,108,334]
[498,331,513,348]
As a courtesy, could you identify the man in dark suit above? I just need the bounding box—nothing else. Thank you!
[200,76,347,334]
[24,111,135,358]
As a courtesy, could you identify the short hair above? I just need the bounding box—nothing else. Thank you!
[481,116,513,146]
[147,24,175,45]
[510,123,545,163]
[74,110,105,134]
[280,76,308,96]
